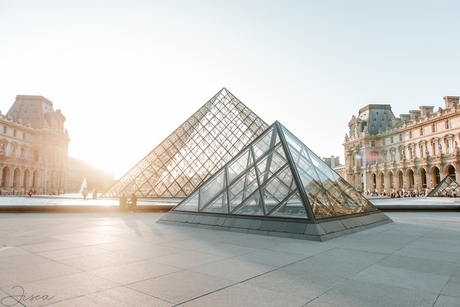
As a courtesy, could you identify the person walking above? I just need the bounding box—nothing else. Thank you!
[119,193,127,212]
[128,193,137,213]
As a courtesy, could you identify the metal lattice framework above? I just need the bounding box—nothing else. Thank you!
[427,175,460,197]
[102,88,269,198]
[169,121,378,220]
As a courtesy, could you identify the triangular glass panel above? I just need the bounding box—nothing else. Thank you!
[228,168,259,212]
[252,127,280,161]
[175,191,199,211]
[199,169,226,209]
[261,165,296,213]
[202,192,228,213]
[232,192,264,216]
[101,88,269,198]
[256,145,287,184]
[227,148,253,184]
[269,191,308,219]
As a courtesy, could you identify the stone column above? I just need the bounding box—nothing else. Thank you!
[363,168,369,192]
[393,172,397,190]
[375,173,380,192]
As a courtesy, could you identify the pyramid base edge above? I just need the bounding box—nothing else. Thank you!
[157,211,393,242]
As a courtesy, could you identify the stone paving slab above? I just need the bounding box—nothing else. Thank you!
[1,208,460,306]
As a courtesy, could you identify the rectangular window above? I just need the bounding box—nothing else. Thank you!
[382,139,385,146]
[448,140,452,153]
[434,144,438,155]
[391,137,393,143]
[399,134,402,141]
[33,150,39,161]
[409,131,412,138]
[371,141,375,147]
[420,127,424,136]
[432,123,437,133]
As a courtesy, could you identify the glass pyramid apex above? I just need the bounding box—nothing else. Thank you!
[102,88,269,198]
[169,121,380,220]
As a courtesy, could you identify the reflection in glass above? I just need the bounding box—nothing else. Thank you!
[281,125,377,218]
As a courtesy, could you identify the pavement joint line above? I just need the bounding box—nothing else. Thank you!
[173,247,322,306]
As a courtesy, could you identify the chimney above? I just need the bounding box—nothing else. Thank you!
[419,106,434,117]
[408,110,421,120]
[444,96,459,109]
[399,114,410,123]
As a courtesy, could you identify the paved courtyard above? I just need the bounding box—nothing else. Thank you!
[0,206,460,306]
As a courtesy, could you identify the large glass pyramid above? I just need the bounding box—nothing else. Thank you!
[102,88,269,198]
[427,175,460,197]
[159,121,391,241]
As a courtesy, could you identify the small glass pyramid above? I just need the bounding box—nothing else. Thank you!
[170,121,378,220]
[102,88,269,198]
[427,175,460,197]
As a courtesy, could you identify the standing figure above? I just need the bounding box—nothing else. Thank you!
[93,188,98,199]
[82,188,88,200]
[119,193,127,212]
[128,193,137,213]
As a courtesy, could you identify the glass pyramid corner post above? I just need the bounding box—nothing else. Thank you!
[172,121,380,221]
[101,88,269,198]
[428,175,460,197]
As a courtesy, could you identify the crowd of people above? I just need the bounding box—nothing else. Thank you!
[364,189,431,198]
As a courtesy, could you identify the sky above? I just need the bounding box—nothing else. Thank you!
[1,0,459,179]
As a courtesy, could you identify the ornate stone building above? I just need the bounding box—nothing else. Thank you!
[0,95,70,195]
[344,96,460,193]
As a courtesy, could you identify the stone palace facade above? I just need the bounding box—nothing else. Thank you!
[343,96,460,193]
[0,95,70,195]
